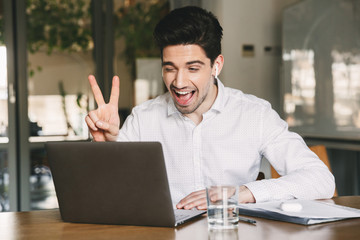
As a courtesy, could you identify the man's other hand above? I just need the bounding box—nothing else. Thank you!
[176,189,207,210]
[176,185,255,210]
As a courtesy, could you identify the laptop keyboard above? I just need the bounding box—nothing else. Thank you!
[175,214,189,222]
[174,209,206,225]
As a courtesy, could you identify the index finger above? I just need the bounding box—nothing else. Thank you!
[88,75,105,105]
[109,76,120,106]
[176,190,206,208]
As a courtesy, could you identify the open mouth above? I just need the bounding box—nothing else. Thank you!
[172,89,195,106]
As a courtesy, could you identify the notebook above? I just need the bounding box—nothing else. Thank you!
[237,199,360,225]
[46,141,206,227]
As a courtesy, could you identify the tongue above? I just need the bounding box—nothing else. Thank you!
[176,92,193,105]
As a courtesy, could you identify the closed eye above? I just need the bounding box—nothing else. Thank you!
[164,67,175,72]
[188,67,200,72]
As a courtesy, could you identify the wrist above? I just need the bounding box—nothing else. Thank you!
[238,185,256,203]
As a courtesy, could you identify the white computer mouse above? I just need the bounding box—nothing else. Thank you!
[280,202,303,212]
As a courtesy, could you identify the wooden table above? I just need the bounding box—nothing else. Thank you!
[1,196,360,240]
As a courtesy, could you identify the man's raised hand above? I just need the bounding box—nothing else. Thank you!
[85,75,120,142]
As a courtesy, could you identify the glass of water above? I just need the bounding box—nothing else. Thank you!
[206,185,239,230]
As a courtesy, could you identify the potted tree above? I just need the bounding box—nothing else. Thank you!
[115,0,169,105]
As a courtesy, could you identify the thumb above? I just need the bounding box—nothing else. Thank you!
[95,121,119,140]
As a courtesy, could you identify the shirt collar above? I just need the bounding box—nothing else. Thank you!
[167,78,227,116]
[211,78,226,113]
[166,91,178,116]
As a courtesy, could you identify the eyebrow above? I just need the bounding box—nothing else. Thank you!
[186,60,205,65]
[162,60,205,67]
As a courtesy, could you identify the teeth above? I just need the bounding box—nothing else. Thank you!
[175,91,190,95]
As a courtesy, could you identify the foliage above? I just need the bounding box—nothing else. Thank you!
[0,1,92,51]
[0,0,169,79]
[0,1,93,77]
[25,0,93,77]
[26,0,93,55]
[59,80,88,136]
[114,0,169,78]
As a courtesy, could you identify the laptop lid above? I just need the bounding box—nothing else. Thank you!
[46,141,193,227]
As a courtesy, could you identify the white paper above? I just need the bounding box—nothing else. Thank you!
[238,199,360,219]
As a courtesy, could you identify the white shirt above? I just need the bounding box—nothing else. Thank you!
[117,79,335,204]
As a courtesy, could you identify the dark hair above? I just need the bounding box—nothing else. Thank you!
[153,6,223,66]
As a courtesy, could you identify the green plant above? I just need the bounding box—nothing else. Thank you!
[26,0,92,55]
[58,80,76,136]
[0,1,93,77]
[58,80,89,136]
[0,0,169,79]
[115,0,169,78]
[26,0,93,77]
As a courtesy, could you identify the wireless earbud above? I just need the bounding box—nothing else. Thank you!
[215,65,219,79]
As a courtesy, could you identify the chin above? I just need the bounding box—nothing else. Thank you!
[176,106,194,115]
[175,103,200,115]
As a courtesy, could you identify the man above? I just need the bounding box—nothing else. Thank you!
[85,6,335,210]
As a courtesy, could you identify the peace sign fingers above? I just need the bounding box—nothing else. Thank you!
[86,74,121,142]
[109,76,120,107]
[88,75,106,106]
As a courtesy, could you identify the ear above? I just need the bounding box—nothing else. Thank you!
[212,55,224,78]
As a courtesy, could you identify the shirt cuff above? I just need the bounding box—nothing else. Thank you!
[243,181,272,203]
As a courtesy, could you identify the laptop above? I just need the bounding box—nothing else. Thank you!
[46,141,206,227]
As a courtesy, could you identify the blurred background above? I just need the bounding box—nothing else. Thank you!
[0,0,359,212]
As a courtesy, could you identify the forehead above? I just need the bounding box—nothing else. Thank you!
[162,44,210,65]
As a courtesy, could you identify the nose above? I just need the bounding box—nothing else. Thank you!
[173,69,188,89]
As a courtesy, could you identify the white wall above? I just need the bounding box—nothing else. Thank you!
[203,0,299,112]
[28,51,93,96]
